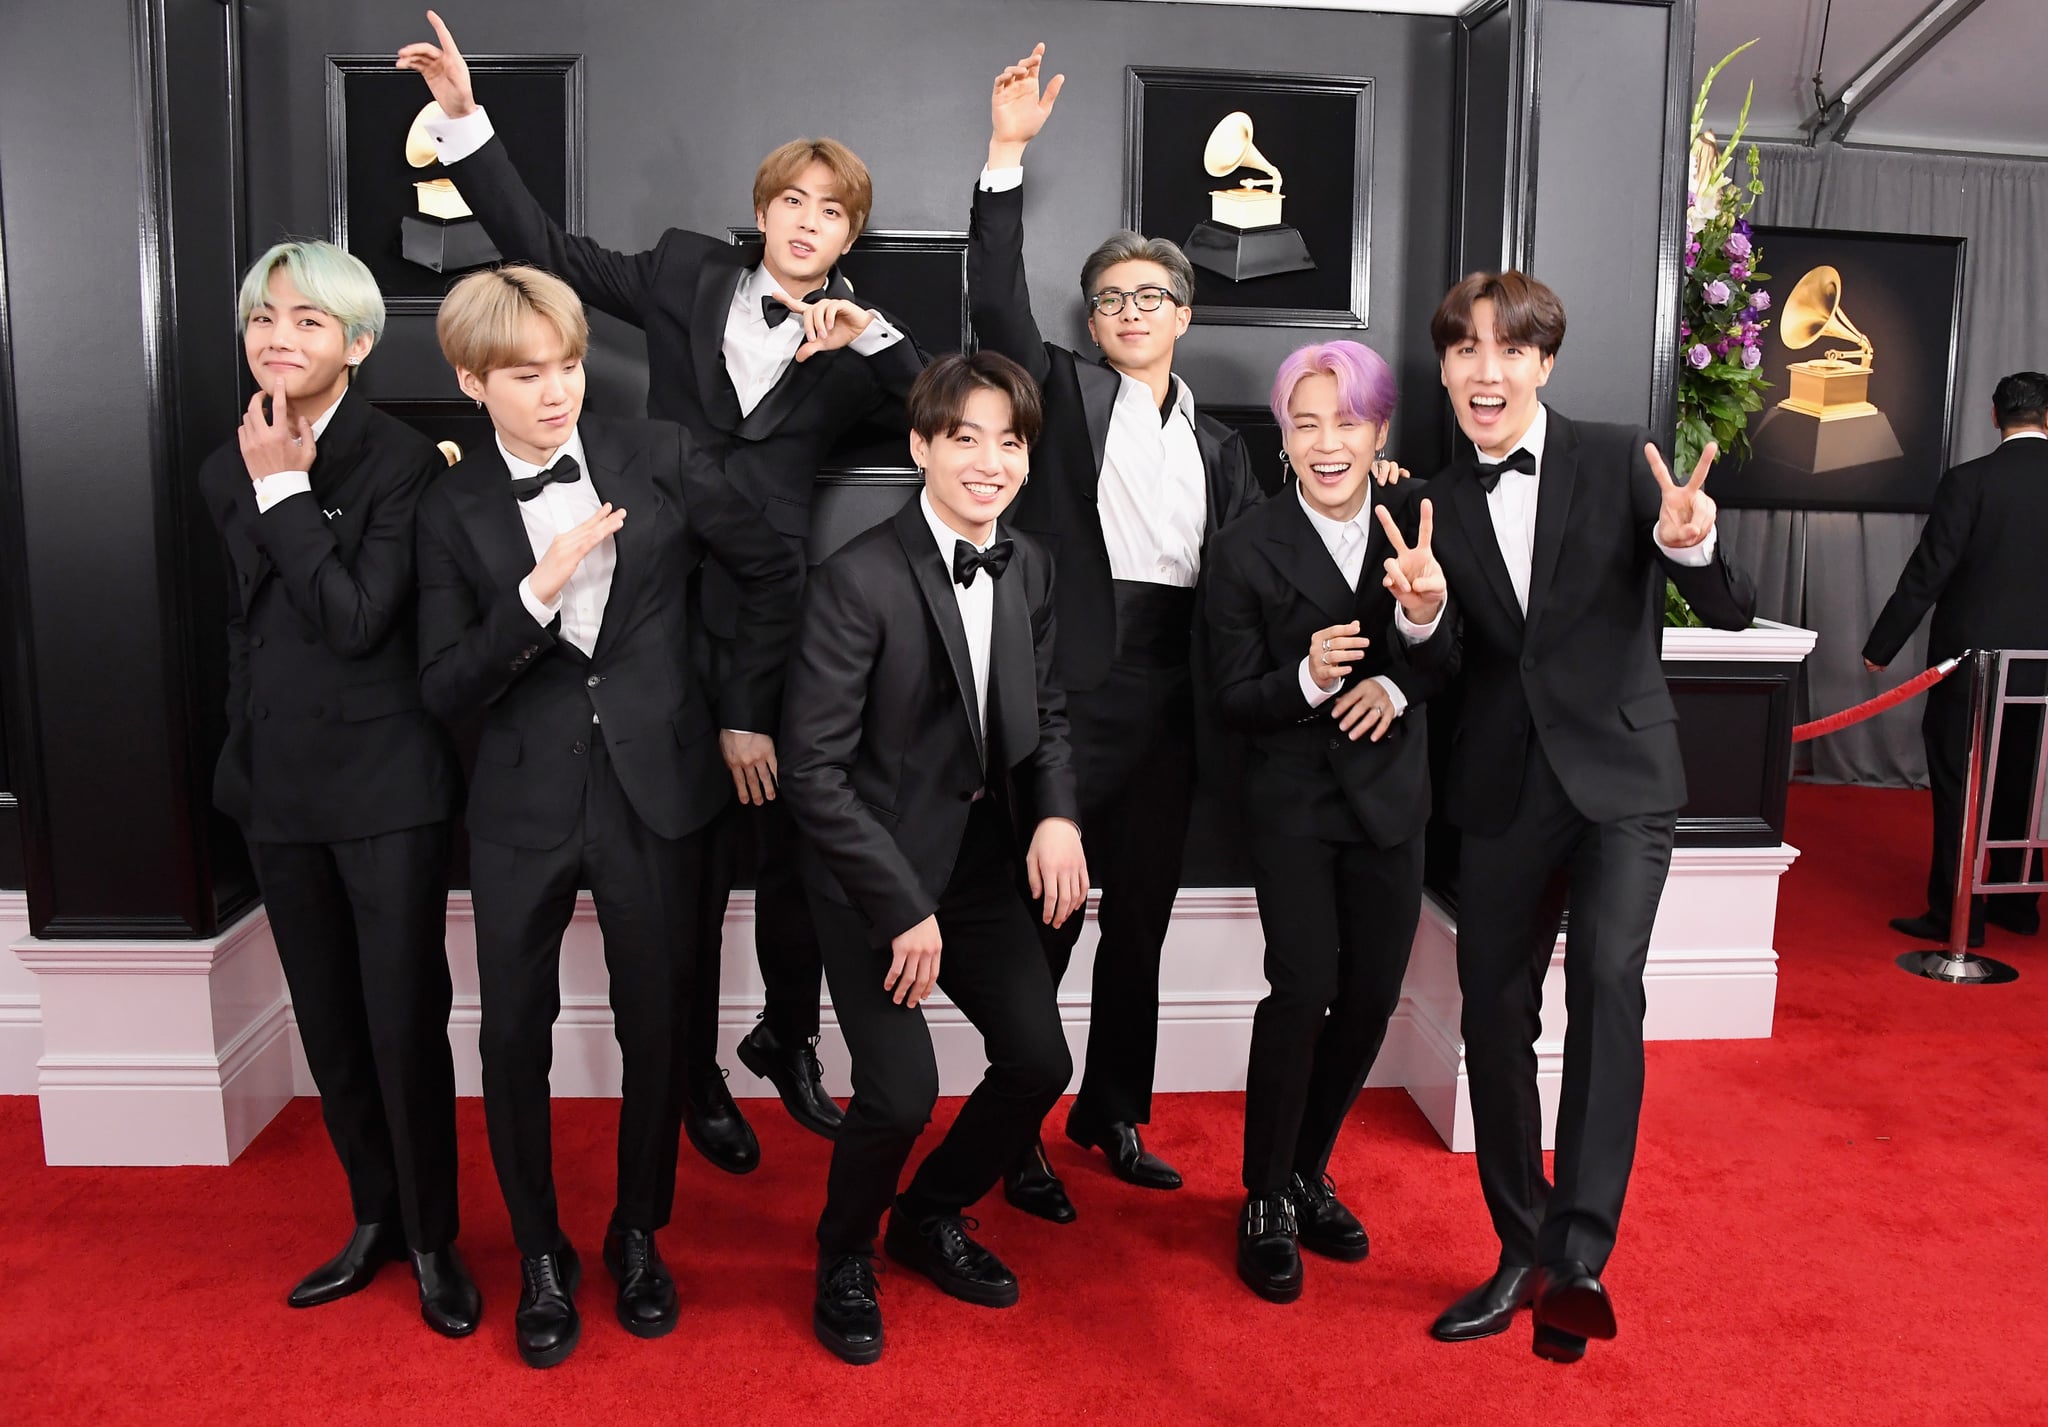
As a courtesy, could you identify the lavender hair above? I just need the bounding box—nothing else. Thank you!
[1269,340,1398,430]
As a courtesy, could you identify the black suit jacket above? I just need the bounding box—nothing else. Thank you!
[780,498,1080,942]
[1865,436,2048,668]
[202,388,460,843]
[415,415,801,849]
[1428,410,1756,835]
[966,178,1261,692]
[1204,481,1457,847]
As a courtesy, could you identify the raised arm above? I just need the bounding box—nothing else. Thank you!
[966,46,1064,384]
[1864,462,1981,668]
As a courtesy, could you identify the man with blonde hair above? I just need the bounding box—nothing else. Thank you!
[416,265,801,1368]
[401,11,926,1168]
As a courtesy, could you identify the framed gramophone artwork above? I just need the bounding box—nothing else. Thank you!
[1124,67,1373,328]
[1711,227,1965,513]
[325,55,584,314]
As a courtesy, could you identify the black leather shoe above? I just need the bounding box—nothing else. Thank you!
[1065,1117,1183,1190]
[411,1246,481,1338]
[814,1252,885,1364]
[1533,1324,1588,1363]
[1288,1171,1369,1262]
[684,1067,761,1175]
[287,1222,404,1308]
[883,1205,1019,1308]
[1987,901,2041,936]
[1430,1265,1536,1342]
[603,1225,678,1339]
[1891,912,1983,948]
[514,1245,582,1370]
[1532,1260,1616,1350]
[1236,1193,1303,1304]
[736,1018,844,1139]
[1003,1139,1077,1224]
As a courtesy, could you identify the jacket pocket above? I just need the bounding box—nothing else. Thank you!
[1618,688,1679,730]
[476,726,522,766]
[339,677,425,723]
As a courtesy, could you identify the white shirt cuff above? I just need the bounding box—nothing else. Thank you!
[1394,603,1443,644]
[424,106,495,165]
[253,471,312,514]
[979,165,1024,193]
[1654,525,1717,566]
[1370,675,1408,716]
[1298,656,1342,709]
[517,574,562,628]
[848,312,904,355]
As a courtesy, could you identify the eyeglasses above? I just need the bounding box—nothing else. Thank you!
[1087,286,1180,316]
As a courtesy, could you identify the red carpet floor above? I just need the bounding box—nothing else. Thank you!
[7,783,2047,1426]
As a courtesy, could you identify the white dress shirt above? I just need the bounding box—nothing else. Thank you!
[919,490,995,730]
[253,394,346,513]
[1293,484,1407,716]
[2003,430,2048,442]
[425,106,902,418]
[506,429,613,658]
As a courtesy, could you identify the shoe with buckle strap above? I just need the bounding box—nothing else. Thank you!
[1288,1171,1370,1262]
[1237,1192,1304,1303]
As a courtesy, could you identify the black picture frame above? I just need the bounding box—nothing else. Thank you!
[326,55,584,315]
[1125,66,1373,329]
[1202,404,1289,497]
[1712,226,1965,513]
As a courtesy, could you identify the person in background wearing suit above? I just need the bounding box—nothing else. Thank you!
[1865,371,2048,946]
[200,241,475,1338]
[968,45,1263,1219]
[1416,272,1755,1362]
[781,353,1087,1365]
[1204,341,1455,1303]
[416,266,800,1368]
[401,9,926,1168]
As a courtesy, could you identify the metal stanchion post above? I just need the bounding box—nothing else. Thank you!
[1898,648,2020,984]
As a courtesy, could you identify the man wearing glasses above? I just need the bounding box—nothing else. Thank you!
[967,46,1261,1223]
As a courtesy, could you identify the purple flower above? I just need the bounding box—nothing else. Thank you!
[1680,322,1692,338]
[1729,261,1748,281]
[1688,240,1701,256]
[1739,305,1758,323]
[1741,344,1762,370]
[1724,232,1752,260]
[1685,250,1697,271]
[1751,290,1771,312]
[1703,280,1732,306]
[1713,340,1731,358]
[1687,344,1712,370]
[1735,217,1753,238]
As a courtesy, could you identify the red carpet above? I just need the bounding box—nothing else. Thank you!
[8,782,2047,1425]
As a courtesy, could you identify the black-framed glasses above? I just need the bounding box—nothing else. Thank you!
[1087,286,1179,316]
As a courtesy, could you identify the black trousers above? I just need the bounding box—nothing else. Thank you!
[250,822,458,1251]
[813,799,1072,1257]
[1923,675,2043,933]
[470,737,704,1256]
[1456,739,1674,1274]
[692,794,824,1075]
[1242,830,1421,1194]
[1037,583,1197,1129]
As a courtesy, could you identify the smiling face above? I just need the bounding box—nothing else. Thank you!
[755,159,854,294]
[455,312,585,467]
[243,267,370,413]
[910,385,1030,544]
[1439,296,1554,458]
[1086,258,1192,377]
[1284,371,1387,523]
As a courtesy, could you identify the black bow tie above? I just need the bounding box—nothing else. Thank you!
[510,454,582,502]
[1474,447,1537,493]
[761,288,829,329]
[953,538,1015,588]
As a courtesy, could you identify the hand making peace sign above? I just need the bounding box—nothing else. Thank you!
[1649,440,1718,549]
[1375,497,1447,624]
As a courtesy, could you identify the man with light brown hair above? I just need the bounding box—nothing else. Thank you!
[401,11,926,1169]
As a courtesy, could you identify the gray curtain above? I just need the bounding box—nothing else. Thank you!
[1716,143,2048,786]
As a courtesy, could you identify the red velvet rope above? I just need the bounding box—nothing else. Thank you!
[1791,656,1963,743]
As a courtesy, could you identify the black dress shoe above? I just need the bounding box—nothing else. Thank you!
[287,1222,404,1308]
[1532,1260,1616,1348]
[1430,1265,1536,1342]
[1065,1117,1183,1190]
[1891,912,1983,948]
[514,1245,582,1370]
[736,1018,844,1139]
[412,1246,481,1338]
[1003,1139,1077,1225]
[1236,1193,1303,1304]
[1288,1171,1369,1262]
[883,1205,1019,1308]
[1533,1324,1588,1363]
[814,1252,884,1365]
[684,1067,761,1175]
[603,1225,678,1339]
[1986,901,2041,936]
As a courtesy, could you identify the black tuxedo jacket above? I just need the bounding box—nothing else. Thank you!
[1428,411,1756,835]
[966,179,1261,691]
[780,498,1080,942]
[201,388,460,844]
[1865,436,2048,668]
[415,415,801,850]
[1204,481,1457,847]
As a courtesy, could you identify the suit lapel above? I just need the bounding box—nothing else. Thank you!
[892,500,985,763]
[1075,358,1120,493]
[306,387,371,507]
[1262,488,1362,625]
[989,534,1036,775]
[1194,414,1232,537]
[1445,465,1526,636]
[1523,413,1580,640]
[735,336,834,442]
[691,252,750,432]
[449,441,543,602]
[578,419,663,661]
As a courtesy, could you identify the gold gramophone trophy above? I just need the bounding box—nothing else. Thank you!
[398,101,502,274]
[1182,112,1316,283]
[1750,264,1903,472]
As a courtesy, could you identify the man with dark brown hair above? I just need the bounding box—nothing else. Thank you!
[1413,271,1755,1362]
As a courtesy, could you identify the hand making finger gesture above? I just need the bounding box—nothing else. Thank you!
[1306,620,1369,691]
[238,380,315,484]
[395,10,478,119]
[770,291,874,363]
[990,43,1065,158]
[1650,440,1718,549]
[1376,497,1447,624]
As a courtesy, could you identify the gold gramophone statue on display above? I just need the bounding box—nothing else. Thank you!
[398,101,503,274]
[1182,112,1316,283]
[1750,263,1903,473]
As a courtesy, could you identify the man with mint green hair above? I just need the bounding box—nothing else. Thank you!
[202,239,478,1340]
